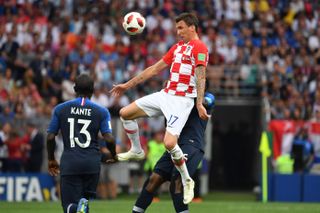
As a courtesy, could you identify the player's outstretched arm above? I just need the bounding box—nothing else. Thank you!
[110,59,167,97]
[47,133,60,176]
[195,65,210,120]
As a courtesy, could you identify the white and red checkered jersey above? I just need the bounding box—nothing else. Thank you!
[162,39,208,97]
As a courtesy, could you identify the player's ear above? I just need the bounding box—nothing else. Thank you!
[74,85,78,93]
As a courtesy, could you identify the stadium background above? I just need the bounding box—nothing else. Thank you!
[0,0,320,208]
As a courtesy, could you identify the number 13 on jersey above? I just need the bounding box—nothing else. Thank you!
[68,118,92,148]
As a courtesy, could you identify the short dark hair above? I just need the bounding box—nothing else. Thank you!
[74,73,94,97]
[175,12,199,31]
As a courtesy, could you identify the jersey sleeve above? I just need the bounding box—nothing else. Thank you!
[162,44,177,65]
[193,41,209,67]
[47,106,60,134]
[100,108,112,134]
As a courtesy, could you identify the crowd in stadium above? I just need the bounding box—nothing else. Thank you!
[0,0,320,176]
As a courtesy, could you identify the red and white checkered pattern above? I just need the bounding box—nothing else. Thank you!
[162,39,208,97]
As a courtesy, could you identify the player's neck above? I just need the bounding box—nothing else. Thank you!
[185,33,199,43]
[192,33,199,40]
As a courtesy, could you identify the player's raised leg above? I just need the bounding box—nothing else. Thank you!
[117,102,147,161]
[161,93,195,204]
[164,131,194,204]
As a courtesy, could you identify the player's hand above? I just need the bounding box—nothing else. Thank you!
[105,156,118,164]
[101,152,118,164]
[197,104,211,120]
[106,154,118,163]
[110,83,128,97]
[48,160,60,177]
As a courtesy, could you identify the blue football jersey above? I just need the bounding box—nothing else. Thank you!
[47,97,112,175]
[179,103,213,151]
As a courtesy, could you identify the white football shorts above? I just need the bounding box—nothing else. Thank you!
[135,90,194,136]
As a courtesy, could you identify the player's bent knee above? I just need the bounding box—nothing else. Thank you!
[119,107,136,120]
[163,131,178,151]
[119,107,128,119]
[119,103,147,120]
[164,140,176,151]
[146,173,164,192]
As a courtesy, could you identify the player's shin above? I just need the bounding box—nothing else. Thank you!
[171,192,189,213]
[133,178,154,213]
[121,118,143,153]
[169,144,194,204]
[168,144,191,186]
[170,178,188,213]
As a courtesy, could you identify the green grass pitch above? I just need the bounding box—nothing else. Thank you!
[1,199,320,213]
[1,192,320,212]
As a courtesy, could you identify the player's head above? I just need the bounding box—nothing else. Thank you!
[175,12,199,42]
[74,73,94,98]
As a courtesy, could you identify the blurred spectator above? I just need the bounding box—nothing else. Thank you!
[5,129,29,172]
[45,56,65,101]
[144,130,166,175]
[102,60,125,90]
[275,154,294,174]
[0,103,14,124]
[24,119,44,172]
[0,122,10,172]
[2,68,15,92]
[91,84,111,108]
[29,44,50,91]
[291,127,314,173]
[14,43,35,81]
[217,37,238,64]
[0,32,19,77]
[12,102,27,136]
[308,107,320,174]
[61,70,76,101]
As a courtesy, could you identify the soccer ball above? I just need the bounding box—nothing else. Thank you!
[122,12,146,35]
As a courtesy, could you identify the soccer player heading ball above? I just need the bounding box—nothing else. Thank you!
[111,12,209,204]
[133,89,215,213]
